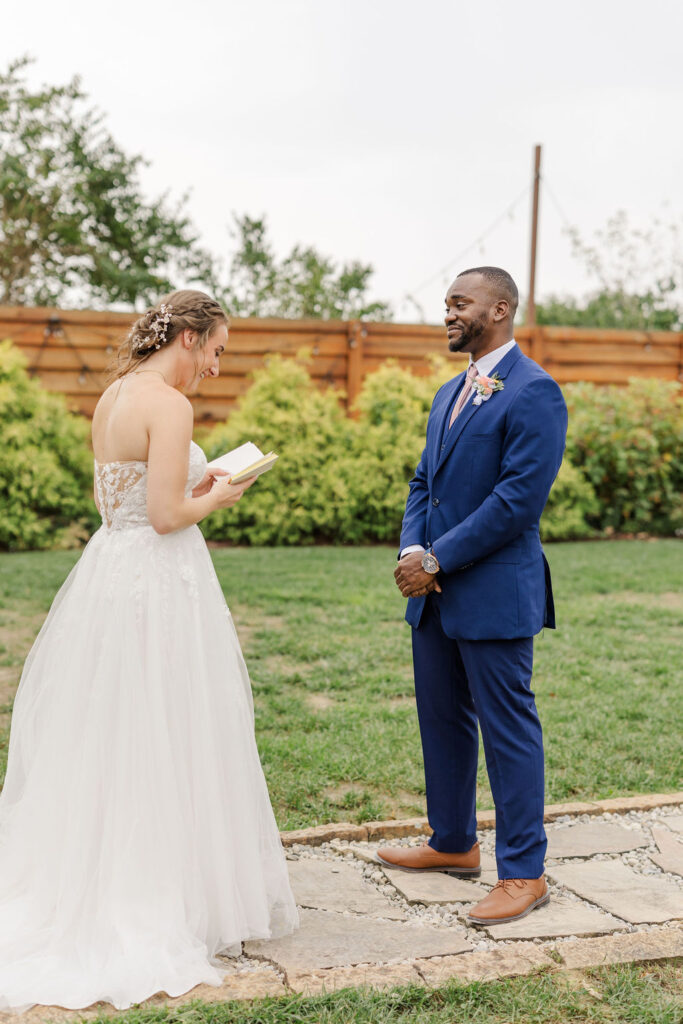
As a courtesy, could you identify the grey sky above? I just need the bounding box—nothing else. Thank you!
[3,0,682,322]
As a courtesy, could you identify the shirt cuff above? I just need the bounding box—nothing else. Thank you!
[400,544,426,559]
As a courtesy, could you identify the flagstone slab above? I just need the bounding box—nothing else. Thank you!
[555,927,683,969]
[382,866,488,904]
[288,963,422,995]
[476,895,623,939]
[477,852,499,887]
[281,822,368,847]
[366,817,431,841]
[650,827,683,877]
[594,793,683,814]
[348,843,383,864]
[659,814,683,835]
[245,908,472,971]
[419,941,556,985]
[546,822,648,859]
[155,969,288,1005]
[287,858,405,919]
[479,852,498,874]
[548,861,683,923]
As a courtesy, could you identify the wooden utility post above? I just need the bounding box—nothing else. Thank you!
[526,144,542,326]
[346,320,364,415]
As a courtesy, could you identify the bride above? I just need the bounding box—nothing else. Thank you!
[0,290,298,1011]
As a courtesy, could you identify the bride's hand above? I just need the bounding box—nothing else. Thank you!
[192,468,229,498]
[209,473,257,509]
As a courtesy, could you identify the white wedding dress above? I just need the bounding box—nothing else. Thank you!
[0,441,298,1011]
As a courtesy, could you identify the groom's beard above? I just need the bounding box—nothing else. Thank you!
[448,313,489,353]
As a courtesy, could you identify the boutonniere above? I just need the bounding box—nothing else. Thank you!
[472,373,504,405]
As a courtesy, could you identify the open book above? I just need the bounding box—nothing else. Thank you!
[207,442,278,484]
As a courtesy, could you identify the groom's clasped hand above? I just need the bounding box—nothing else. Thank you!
[394,551,442,598]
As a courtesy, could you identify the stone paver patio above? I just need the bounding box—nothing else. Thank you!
[2,793,682,1020]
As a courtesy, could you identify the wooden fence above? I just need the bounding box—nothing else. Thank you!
[1,305,681,424]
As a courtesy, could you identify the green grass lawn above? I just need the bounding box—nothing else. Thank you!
[0,540,681,829]
[0,542,680,1024]
[84,960,682,1024]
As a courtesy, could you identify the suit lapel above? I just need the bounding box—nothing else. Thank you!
[434,343,523,473]
[436,393,480,470]
[431,371,465,469]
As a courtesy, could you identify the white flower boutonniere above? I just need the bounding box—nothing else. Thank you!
[472,373,504,406]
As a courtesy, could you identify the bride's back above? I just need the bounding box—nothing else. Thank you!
[92,375,165,464]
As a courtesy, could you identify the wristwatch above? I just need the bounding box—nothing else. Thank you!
[421,550,440,575]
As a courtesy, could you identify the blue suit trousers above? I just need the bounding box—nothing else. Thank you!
[412,595,547,879]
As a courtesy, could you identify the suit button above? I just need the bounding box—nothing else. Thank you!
[432,498,440,507]
[440,443,446,451]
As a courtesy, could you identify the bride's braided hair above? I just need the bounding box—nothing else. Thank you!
[110,290,228,381]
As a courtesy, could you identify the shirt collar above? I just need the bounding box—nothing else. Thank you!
[469,338,516,378]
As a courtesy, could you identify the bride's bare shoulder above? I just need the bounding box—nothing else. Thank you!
[147,382,193,417]
[94,378,192,438]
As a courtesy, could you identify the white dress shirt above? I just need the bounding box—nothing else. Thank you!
[400,338,517,559]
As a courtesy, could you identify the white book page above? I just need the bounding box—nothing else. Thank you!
[207,442,264,476]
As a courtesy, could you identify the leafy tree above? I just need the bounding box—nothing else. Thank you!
[221,214,392,320]
[536,211,683,330]
[0,57,215,308]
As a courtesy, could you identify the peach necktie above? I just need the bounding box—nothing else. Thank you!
[449,363,479,428]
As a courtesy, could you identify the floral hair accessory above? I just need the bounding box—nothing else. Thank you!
[472,372,504,405]
[132,304,174,353]
[148,304,173,350]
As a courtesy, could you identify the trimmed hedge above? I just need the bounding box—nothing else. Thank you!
[202,357,682,546]
[1,340,680,549]
[0,341,98,550]
[564,379,683,535]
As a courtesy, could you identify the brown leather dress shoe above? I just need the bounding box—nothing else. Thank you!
[467,875,549,925]
[376,841,480,877]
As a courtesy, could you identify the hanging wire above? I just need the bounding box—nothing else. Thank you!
[30,316,105,391]
[541,175,574,232]
[408,183,532,299]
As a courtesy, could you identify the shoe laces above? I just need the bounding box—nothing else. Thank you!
[491,878,528,894]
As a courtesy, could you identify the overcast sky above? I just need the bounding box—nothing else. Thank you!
[3,0,682,322]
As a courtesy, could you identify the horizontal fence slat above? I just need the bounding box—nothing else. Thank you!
[14,345,348,379]
[364,339,450,358]
[539,325,680,345]
[551,363,680,383]
[30,370,254,399]
[184,398,238,423]
[544,341,678,366]
[223,335,349,356]
[360,356,467,376]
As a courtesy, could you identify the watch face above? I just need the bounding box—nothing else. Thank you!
[422,553,439,574]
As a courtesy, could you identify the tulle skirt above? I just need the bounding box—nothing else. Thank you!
[0,524,298,1010]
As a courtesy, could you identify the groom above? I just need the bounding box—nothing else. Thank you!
[378,267,567,925]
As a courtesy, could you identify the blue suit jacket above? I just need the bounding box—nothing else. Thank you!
[400,344,568,640]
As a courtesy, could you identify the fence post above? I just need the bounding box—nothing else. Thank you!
[530,325,545,367]
[347,320,364,415]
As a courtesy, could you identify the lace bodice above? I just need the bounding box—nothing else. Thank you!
[95,441,207,531]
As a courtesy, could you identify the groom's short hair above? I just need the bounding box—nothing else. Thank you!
[457,266,519,317]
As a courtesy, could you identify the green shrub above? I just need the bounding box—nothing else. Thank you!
[199,362,682,546]
[337,360,456,542]
[540,461,600,540]
[11,332,679,552]
[0,340,97,550]
[201,356,456,546]
[565,379,683,535]
[202,355,355,545]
